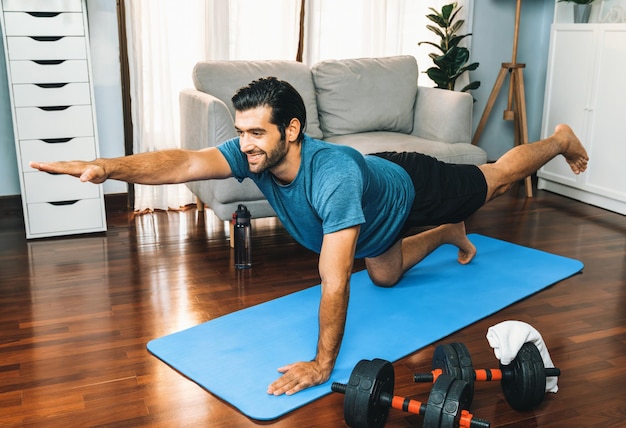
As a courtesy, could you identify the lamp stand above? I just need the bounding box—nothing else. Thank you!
[472,0,532,197]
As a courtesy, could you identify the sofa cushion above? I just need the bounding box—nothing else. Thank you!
[311,56,418,138]
[192,60,323,139]
[326,131,488,165]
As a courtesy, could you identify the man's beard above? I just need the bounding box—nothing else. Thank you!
[248,137,289,174]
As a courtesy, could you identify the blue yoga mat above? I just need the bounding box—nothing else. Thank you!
[147,234,583,421]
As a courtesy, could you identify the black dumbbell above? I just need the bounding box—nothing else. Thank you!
[413,342,561,411]
[332,358,490,428]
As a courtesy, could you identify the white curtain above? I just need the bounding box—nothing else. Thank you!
[207,0,301,60]
[124,0,472,210]
[303,0,473,87]
[124,0,205,211]
[206,0,474,72]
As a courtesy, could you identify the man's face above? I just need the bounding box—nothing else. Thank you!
[235,106,289,174]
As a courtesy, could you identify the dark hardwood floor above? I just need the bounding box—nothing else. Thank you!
[0,186,624,427]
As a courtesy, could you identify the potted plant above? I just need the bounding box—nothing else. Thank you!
[418,2,480,94]
[558,0,596,23]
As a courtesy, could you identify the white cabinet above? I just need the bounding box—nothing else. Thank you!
[0,0,107,238]
[538,21,626,215]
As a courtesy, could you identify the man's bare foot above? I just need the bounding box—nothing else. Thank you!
[554,124,589,174]
[441,222,476,265]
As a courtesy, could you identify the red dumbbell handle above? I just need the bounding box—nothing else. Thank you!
[379,393,426,415]
[382,393,490,427]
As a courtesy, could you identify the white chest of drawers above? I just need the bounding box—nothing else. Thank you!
[1,0,107,238]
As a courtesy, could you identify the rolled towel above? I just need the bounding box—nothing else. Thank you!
[486,320,558,393]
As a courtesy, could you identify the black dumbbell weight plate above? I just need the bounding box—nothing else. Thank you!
[500,342,546,411]
[432,343,475,401]
[441,375,473,428]
[344,358,394,428]
[423,374,472,428]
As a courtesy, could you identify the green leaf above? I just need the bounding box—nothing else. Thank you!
[419,41,445,55]
[450,20,464,34]
[463,62,480,71]
[449,7,463,25]
[426,67,451,87]
[460,81,481,92]
[441,3,455,21]
[427,15,447,27]
[446,46,470,67]
[448,34,469,49]
[426,25,445,40]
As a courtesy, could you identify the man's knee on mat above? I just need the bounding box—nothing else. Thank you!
[368,272,401,288]
[365,242,404,287]
[364,262,403,288]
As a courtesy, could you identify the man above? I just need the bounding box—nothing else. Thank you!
[31,77,589,396]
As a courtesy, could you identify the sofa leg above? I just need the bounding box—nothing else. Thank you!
[196,197,205,212]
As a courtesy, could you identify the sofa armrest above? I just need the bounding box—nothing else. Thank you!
[411,86,473,145]
[180,88,237,151]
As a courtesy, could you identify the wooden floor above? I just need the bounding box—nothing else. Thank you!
[0,187,624,427]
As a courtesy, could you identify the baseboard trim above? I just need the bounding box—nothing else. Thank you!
[0,194,23,219]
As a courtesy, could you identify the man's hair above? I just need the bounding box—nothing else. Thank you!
[232,77,306,142]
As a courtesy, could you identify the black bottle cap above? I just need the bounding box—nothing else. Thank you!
[236,204,251,223]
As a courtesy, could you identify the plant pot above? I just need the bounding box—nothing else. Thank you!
[574,4,592,23]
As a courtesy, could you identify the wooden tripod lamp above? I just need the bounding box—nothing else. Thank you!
[472,0,533,197]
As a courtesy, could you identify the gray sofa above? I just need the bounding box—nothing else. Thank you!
[180,55,487,221]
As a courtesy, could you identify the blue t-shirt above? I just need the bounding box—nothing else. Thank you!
[217,135,415,258]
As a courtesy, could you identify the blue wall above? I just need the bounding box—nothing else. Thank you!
[0,35,18,196]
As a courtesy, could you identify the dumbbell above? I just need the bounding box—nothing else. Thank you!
[331,358,490,428]
[413,342,561,411]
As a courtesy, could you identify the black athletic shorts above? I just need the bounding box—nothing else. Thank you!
[371,151,488,228]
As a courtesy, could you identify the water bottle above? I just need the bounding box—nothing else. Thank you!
[234,204,252,269]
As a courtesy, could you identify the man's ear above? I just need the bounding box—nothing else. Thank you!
[286,118,301,142]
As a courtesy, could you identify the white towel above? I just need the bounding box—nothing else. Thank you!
[486,320,558,393]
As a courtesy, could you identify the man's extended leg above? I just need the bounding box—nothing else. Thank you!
[365,124,588,288]
[365,222,475,287]
[479,124,588,201]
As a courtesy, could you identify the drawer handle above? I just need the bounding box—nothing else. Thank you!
[33,60,65,65]
[38,106,70,111]
[36,83,69,89]
[49,200,79,206]
[42,138,73,144]
[31,36,63,42]
[27,12,62,18]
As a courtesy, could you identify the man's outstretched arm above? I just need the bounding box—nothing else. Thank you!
[267,225,359,395]
[29,147,232,185]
